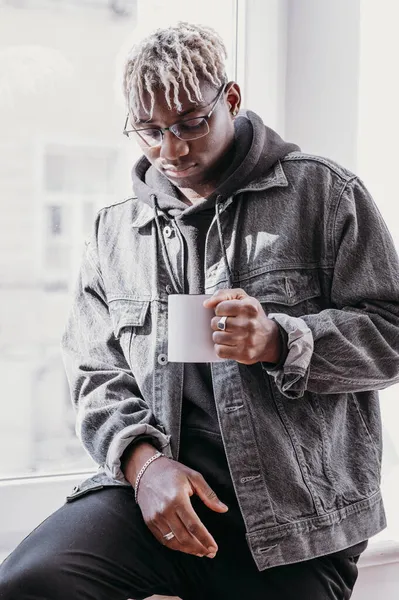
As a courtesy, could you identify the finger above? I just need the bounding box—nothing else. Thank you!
[214,299,258,318]
[176,512,218,557]
[211,314,235,333]
[212,300,242,318]
[214,344,241,360]
[147,518,180,551]
[212,331,242,346]
[161,514,212,557]
[188,472,228,514]
[149,517,187,553]
[176,502,219,555]
[211,314,251,332]
[203,288,248,308]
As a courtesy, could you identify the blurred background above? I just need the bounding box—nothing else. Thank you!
[0,0,236,477]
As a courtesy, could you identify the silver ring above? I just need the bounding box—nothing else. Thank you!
[217,316,228,331]
[163,531,175,541]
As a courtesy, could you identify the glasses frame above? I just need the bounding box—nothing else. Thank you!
[123,83,227,147]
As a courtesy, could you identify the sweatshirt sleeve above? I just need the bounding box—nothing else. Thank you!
[61,237,172,483]
[264,176,399,397]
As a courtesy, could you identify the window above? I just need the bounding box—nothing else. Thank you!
[48,205,63,236]
[44,145,119,195]
[41,144,122,285]
[0,0,137,16]
[0,0,238,482]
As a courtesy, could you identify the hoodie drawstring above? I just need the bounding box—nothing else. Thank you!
[152,194,182,295]
[152,193,236,295]
[215,196,234,289]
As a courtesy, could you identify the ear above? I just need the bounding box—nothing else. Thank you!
[225,81,241,117]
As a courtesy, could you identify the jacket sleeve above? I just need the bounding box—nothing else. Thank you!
[61,238,172,483]
[265,176,399,398]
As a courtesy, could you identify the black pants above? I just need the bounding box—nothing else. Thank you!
[0,487,360,600]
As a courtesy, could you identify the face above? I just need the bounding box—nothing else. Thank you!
[129,80,241,196]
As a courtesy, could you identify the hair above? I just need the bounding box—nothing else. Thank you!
[123,22,228,119]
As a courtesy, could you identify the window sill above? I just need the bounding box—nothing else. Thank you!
[0,471,95,560]
[1,473,399,570]
[359,538,399,568]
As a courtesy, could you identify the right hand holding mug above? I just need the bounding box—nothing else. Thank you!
[136,455,228,558]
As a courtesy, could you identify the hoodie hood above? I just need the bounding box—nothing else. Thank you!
[131,110,300,218]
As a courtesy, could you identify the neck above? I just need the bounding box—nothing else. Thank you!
[177,139,236,203]
[176,184,214,205]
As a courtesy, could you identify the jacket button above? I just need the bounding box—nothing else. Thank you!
[158,353,168,365]
[164,226,173,238]
[166,285,174,294]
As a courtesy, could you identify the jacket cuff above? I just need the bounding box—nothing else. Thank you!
[105,424,172,484]
[262,314,314,398]
[262,322,289,371]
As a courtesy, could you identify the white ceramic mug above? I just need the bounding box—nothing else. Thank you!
[167,294,223,363]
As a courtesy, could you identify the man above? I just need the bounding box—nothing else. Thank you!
[1,21,399,600]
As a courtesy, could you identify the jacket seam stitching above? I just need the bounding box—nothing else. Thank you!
[332,176,357,259]
[281,153,353,180]
[97,196,138,215]
[85,242,106,291]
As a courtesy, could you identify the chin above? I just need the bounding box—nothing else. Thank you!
[166,172,205,188]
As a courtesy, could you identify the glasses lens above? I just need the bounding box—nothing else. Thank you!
[129,129,162,147]
[173,118,209,141]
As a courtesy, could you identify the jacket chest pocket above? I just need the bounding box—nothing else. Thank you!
[108,299,150,362]
[241,269,324,317]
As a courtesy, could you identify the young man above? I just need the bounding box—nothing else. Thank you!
[1,21,399,600]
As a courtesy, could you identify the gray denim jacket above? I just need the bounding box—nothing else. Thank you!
[62,152,399,570]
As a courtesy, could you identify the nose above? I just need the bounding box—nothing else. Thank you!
[159,130,189,161]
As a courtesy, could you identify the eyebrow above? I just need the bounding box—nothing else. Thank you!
[135,103,207,125]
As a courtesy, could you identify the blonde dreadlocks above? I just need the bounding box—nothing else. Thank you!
[123,22,228,119]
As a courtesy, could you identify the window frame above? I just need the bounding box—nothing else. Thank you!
[36,137,126,287]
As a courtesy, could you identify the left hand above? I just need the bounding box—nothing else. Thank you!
[204,289,282,365]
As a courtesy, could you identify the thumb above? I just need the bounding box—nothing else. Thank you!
[189,474,229,513]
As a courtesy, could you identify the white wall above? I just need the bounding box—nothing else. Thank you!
[354,6,399,595]
[357,0,399,242]
[285,0,361,171]
[242,0,288,134]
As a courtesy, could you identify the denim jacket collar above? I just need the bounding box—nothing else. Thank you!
[130,160,289,229]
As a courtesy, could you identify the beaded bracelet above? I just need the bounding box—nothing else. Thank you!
[134,451,164,502]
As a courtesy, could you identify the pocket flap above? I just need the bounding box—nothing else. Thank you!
[109,299,150,338]
[244,269,320,306]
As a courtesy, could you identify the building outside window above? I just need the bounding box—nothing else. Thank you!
[0,0,237,479]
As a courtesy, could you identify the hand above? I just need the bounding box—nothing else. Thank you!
[204,288,282,365]
[136,455,228,558]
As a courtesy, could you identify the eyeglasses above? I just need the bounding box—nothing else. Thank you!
[123,83,226,148]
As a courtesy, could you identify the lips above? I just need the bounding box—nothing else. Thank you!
[163,164,197,178]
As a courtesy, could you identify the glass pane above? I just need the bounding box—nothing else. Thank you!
[0,0,236,477]
[44,146,119,194]
[47,206,63,236]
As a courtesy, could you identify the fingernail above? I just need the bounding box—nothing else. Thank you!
[207,552,216,559]
[219,502,228,509]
